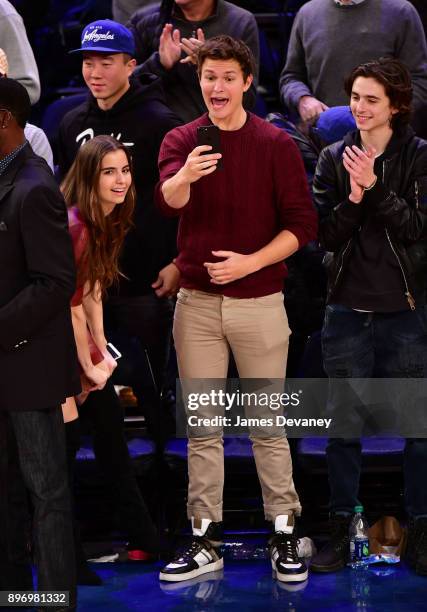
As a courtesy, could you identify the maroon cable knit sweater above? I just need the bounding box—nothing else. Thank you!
[155,112,318,298]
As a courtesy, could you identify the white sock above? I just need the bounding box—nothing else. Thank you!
[275,514,294,534]
[191,517,212,537]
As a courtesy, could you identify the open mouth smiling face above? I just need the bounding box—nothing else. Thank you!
[200,58,252,124]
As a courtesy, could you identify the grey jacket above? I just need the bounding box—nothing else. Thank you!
[280,0,427,115]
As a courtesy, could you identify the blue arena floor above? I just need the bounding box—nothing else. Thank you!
[77,556,427,611]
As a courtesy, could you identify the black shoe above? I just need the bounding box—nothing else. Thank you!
[77,561,103,586]
[269,531,308,582]
[87,549,119,563]
[74,533,103,585]
[159,522,223,582]
[310,514,352,573]
[404,517,427,576]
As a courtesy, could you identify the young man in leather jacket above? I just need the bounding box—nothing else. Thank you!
[311,57,427,575]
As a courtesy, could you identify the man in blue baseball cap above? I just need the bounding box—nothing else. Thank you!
[58,18,181,583]
[69,19,136,110]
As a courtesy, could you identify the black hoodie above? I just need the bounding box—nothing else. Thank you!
[58,76,182,296]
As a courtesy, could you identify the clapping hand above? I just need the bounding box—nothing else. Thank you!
[343,145,376,203]
[180,28,205,65]
[159,23,182,69]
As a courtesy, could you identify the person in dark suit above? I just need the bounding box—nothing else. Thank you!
[0,78,80,610]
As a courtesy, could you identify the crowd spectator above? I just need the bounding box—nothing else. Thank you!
[58,19,181,446]
[156,35,317,584]
[311,58,427,576]
[280,0,427,136]
[113,0,158,23]
[0,47,53,168]
[61,135,160,583]
[129,0,260,123]
[24,122,54,170]
[0,77,78,607]
[0,0,40,103]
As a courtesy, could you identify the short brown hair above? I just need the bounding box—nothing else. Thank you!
[197,35,255,81]
[345,57,412,130]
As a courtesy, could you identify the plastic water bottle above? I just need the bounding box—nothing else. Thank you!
[349,505,369,568]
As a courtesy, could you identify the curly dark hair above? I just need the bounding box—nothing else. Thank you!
[344,57,413,130]
[196,35,255,81]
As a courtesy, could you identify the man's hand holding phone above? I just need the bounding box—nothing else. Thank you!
[161,126,222,209]
[181,145,222,183]
[181,124,223,182]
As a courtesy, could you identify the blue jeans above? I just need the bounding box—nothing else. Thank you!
[322,304,427,517]
[0,407,76,604]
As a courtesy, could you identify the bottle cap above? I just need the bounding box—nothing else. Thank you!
[354,505,364,513]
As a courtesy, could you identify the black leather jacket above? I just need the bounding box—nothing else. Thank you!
[313,127,427,309]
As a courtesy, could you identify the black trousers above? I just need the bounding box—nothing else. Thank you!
[79,380,159,552]
[0,407,76,603]
[105,293,175,443]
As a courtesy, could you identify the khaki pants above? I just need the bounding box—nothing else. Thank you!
[173,289,302,522]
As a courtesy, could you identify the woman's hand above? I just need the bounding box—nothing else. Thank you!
[99,352,117,376]
[84,364,109,389]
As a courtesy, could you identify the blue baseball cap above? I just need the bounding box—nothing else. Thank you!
[70,20,135,56]
[315,106,356,144]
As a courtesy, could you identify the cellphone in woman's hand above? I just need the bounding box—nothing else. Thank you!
[106,342,122,360]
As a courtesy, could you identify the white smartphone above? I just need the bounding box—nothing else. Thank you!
[106,342,122,360]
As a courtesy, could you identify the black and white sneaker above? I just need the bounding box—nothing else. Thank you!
[269,532,308,582]
[159,521,223,583]
[159,538,223,582]
[269,515,308,583]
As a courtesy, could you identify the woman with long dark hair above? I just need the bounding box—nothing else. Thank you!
[61,135,159,585]
[62,135,135,413]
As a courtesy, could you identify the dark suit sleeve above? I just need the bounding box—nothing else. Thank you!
[0,184,76,351]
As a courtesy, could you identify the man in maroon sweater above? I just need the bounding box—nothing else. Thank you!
[155,36,317,584]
